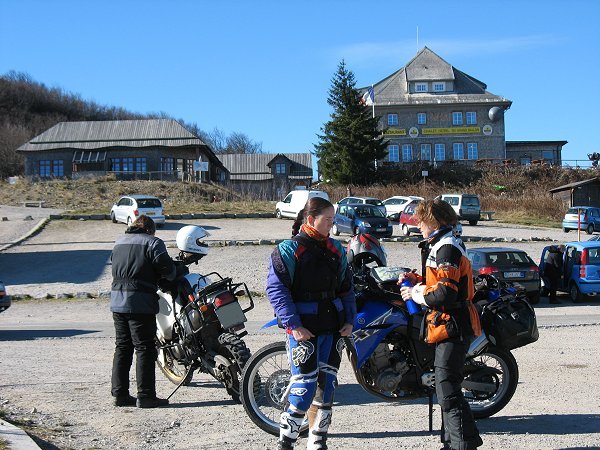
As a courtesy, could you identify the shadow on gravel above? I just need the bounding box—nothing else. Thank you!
[168,398,237,408]
[478,413,600,435]
[160,222,220,232]
[0,249,111,285]
[0,329,98,340]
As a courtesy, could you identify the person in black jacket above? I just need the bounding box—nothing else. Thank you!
[110,215,176,408]
[544,245,564,304]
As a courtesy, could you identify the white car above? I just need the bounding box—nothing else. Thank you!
[382,196,424,218]
[275,190,330,219]
[110,195,165,227]
[334,196,385,215]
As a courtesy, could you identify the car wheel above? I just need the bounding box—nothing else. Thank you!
[275,209,282,219]
[569,283,583,303]
[401,224,410,236]
[527,292,540,305]
[110,212,117,224]
[587,224,594,235]
[563,228,569,233]
[332,224,340,236]
[127,216,133,226]
[469,220,478,226]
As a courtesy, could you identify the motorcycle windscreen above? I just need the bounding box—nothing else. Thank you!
[351,300,408,368]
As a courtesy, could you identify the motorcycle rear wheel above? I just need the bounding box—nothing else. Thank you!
[463,346,519,418]
[156,341,194,386]
[240,341,309,437]
[218,332,252,403]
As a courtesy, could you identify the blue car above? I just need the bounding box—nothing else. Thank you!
[540,241,600,302]
[562,206,600,234]
[332,204,393,238]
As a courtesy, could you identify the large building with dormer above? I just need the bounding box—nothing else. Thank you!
[364,47,514,166]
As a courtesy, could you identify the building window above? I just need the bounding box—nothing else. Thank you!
[161,157,174,172]
[417,113,427,125]
[467,143,478,160]
[387,144,399,162]
[402,144,413,162]
[466,111,477,125]
[421,144,431,161]
[435,144,445,161]
[387,114,398,126]
[415,82,428,92]
[542,150,554,162]
[433,82,445,92]
[39,160,51,177]
[122,158,134,172]
[52,160,64,177]
[110,158,121,172]
[135,157,147,172]
[453,143,464,160]
[452,112,463,125]
[275,163,286,174]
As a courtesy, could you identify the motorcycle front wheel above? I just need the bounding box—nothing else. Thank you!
[463,346,519,418]
[240,341,309,436]
[156,339,194,386]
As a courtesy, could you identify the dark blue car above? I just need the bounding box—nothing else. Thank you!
[332,204,393,238]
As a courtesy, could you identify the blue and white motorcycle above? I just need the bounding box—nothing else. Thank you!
[240,234,537,435]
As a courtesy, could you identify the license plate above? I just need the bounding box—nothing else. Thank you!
[146,212,155,216]
[214,302,247,329]
[377,228,386,232]
[504,271,524,278]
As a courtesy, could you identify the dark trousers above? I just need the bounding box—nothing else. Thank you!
[111,312,158,399]
[435,339,482,450]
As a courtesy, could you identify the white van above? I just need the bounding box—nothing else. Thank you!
[436,194,481,225]
[275,189,330,219]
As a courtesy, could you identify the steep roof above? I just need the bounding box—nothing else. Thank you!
[218,153,312,181]
[16,119,207,151]
[361,47,511,106]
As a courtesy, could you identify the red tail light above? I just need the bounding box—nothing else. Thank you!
[134,209,139,216]
[580,249,588,278]
[529,265,539,273]
[479,266,500,275]
[214,292,235,308]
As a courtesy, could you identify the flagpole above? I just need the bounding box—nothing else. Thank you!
[371,84,375,118]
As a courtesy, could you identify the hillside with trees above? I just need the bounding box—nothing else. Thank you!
[0,71,262,178]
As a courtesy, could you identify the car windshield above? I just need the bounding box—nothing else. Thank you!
[486,252,529,265]
[137,198,162,208]
[365,199,383,207]
[566,208,586,214]
[355,206,385,218]
[463,196,480,207]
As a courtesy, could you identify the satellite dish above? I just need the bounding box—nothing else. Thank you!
[489,106,504,122]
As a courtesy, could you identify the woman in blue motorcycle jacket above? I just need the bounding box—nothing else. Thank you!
[266,197,355,450]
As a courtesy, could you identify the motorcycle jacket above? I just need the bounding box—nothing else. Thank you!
[266,228,355,334]
[411,226,481,344]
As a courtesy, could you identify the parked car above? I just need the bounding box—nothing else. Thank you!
[332,204,393,238]
[334,196,385,215]
[0,281,11,313]
[382,195,423,218]
[561,206,600,234]
[466,247,541,304]
[110,195,165,227]
[436,194,481,225]
[275,189,330,219]
[540,241,600,302]
[399,201,421,236]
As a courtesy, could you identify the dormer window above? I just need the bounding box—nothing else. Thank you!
[275,163,286,174]
[433,82,445,92]
[415,82,428,92]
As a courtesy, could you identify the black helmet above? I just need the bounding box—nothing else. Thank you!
[346,234,387,269]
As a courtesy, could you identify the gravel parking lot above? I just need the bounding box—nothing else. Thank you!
[1,208,600,449]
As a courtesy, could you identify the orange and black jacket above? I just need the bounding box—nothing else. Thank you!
[411,226,480,343]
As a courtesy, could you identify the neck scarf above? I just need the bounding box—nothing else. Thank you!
[300,223,328,241]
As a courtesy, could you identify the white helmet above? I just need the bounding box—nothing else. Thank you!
[176,225,210,255]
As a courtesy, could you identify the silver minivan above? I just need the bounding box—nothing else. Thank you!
[436,194,481,225]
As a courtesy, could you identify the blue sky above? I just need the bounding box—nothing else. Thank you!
[1,0,599,166]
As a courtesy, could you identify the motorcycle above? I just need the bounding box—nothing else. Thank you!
[240,235,538,435]
[155,225,254,402]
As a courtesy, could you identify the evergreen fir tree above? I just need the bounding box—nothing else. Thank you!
[314,60,387,185]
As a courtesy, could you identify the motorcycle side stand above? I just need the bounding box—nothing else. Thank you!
[428,389,434,432]
[167,366,195,401]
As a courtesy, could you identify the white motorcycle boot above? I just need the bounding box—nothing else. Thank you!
[306,408,332,450]
[278,411,304,449]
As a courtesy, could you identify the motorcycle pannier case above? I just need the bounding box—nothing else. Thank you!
[481,296,539,350]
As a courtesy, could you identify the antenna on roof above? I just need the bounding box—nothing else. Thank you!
[416,26,419,51]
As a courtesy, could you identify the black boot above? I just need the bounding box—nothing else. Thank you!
[277,436,295,450]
